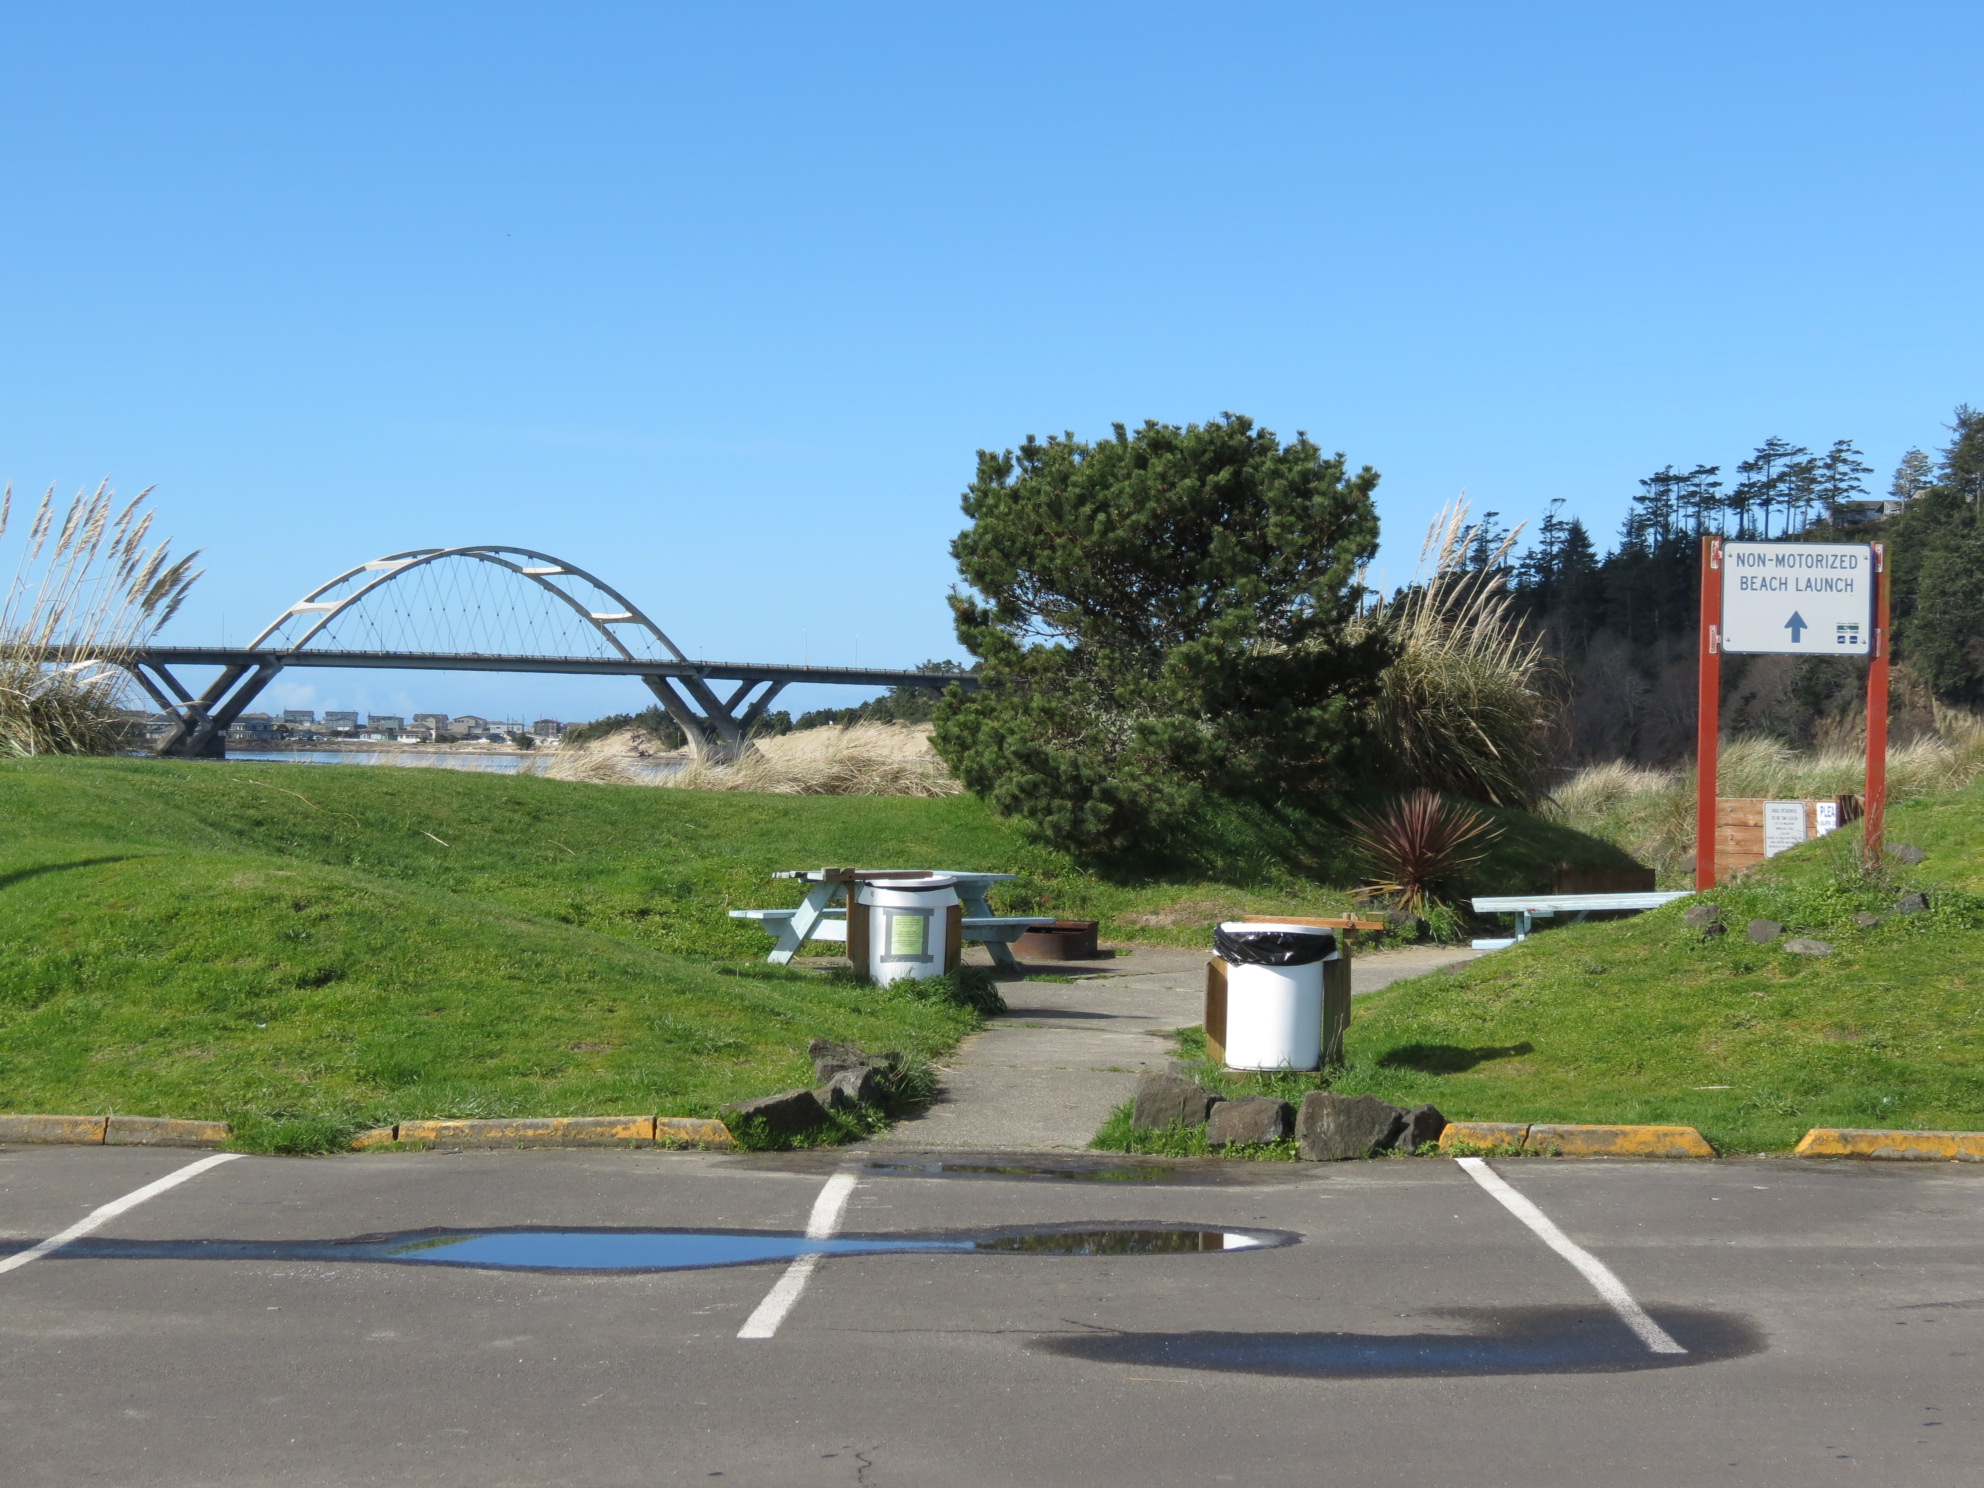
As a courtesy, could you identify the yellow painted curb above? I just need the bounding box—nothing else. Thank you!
[395,1116,657,1148]
[1526,1123,1716,1159]
[357,1115,735,1151]
[0,1114,110,1144]
[1439,1121,1530,1150]
[655,1117,735,1149]
[1794,1128,1984,1162]
[105,1116,232,1148]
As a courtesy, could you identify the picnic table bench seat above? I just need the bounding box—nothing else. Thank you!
[728,907,1051,946]
[1468,890,1689,949]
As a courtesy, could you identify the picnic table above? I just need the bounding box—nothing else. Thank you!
[1468,891,1689,949]
[730,868,1054,968]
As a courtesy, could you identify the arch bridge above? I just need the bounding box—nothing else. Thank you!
[118,545,969,760]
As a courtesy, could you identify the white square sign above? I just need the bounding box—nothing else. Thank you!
[1721,542,1874,655]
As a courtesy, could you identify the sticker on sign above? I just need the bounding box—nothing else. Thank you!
[1721,542,1874,656]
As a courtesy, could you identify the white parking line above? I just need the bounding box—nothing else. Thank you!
[0,1153,243,1279]
[1456,1156,1686,1354]
[736,1169,859,1340]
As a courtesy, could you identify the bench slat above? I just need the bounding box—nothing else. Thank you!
[1471,892,1687,912]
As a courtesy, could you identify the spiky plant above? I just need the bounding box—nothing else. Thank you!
[0,481,201,756]
[1346,788,1502,913]
[1353,499,1557,807]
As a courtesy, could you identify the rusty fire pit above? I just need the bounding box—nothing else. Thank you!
[1014,919,1102,961]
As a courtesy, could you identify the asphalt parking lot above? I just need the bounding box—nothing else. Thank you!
[2,1144,1980,1487]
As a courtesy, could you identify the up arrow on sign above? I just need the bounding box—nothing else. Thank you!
[1785,611,1808,643]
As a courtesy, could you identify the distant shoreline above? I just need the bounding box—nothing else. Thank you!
[225,740,535,758]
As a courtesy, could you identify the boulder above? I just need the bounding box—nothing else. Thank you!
[1746,919,1784,943]
[1296,1092,1407,1162]
[829,1064,885,1108]
[1891,844,1927,866]
[1683,904,1722,929]
[1892,891,1930,915]
[1783,938,1834,957]
[809,1038,892,1085]
[1132,1073,1221,1132]
[722,1088,826,1137]
[1852,912,1883,930]
[1206,1097,1292,1148]
[1393,1103,1448,1155]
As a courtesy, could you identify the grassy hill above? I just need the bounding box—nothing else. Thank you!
[0,756,1637,1153]
[1334,780,1984,1150]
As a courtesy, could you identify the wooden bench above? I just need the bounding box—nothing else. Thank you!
[1468,891,1689,949]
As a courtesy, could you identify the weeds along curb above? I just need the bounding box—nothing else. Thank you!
[1438,1121,1717,1158]
[1793,1128,1984,1162]
[0,1114,231,1148]
[354,1116,736,1151]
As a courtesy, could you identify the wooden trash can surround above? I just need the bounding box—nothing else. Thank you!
[1203,916,1380,1070]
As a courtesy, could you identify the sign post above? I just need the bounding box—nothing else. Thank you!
[1695,538,1722,892]
[1696,539,1883,887]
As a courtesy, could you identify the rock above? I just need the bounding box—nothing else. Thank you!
[721,1088,826,1137]
[1683,904,1722,929]
[829,1064,884,1108]
[1892,891,1930,915]
[1206,1097,1292,1147]
[1296,1092,1407,1162]
[1132,1073,1221,1131]
[1783,938,1834,956]
[1393,1103,1448,1155]
[1384,910,1425,938]
[1853,912,1884,930]
[808,1038,891,1085]
[1746,919,1784,943]
[1891,844,1927,866]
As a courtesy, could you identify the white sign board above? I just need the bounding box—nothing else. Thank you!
[1762,800,1809,858]
[1721,542,1874,655]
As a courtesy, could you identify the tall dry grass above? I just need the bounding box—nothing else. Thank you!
[1546,709,1984,877]
[533,722,964,797]
[0,481,200,756]
[1354,499,1557,807]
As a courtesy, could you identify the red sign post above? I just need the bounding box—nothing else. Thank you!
[1695,538,1889,888]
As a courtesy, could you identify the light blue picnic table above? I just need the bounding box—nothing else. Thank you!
[1469,891,1689,949]
[730,869,1053,968]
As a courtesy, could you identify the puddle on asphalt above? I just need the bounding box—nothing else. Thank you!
[46,1225,1292,1274]
[1037,1305,1763,1378]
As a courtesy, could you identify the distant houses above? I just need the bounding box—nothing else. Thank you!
[119,704,566,748]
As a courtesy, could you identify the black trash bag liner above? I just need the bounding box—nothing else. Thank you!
[1214,925,1336,966]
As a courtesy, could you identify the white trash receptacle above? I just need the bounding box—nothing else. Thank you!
[1215,921,1337,1071]
[858,876,960,985]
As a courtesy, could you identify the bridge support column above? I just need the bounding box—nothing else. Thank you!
[148,660,284,759]
[639,675,786,763]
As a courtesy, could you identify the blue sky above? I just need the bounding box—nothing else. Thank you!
[3,2,1978,722]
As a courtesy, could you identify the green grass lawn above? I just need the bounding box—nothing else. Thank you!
[0,756,1642,1153]
[1123,782,1984,1154]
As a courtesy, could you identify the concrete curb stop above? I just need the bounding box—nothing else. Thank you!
[0,1114,231,1148]
[1794,1127,1984,1162]
[355,1116,735,1151]
[1438,1121,1716,1158]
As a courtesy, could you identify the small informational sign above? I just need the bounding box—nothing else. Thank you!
[1762,800,1809,858]
[1721,542,1874,655]
[1814,800,1840,836]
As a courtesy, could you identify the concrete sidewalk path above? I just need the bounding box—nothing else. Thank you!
[871,941,1482,1150]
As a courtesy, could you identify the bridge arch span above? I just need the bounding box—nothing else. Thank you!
[138,545,800,760]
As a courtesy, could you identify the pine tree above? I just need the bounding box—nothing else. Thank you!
[1888,447,1934,509]
[1813,439,1873,523]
